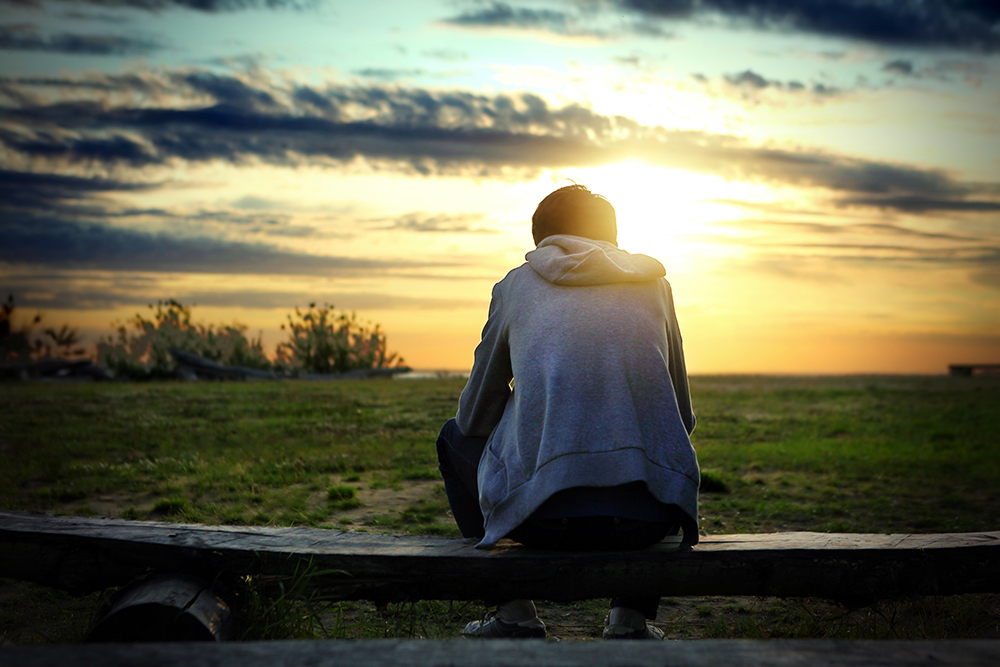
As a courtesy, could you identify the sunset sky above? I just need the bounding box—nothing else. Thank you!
[2,0,998,373]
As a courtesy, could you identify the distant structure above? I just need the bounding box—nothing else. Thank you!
[948,364,1000,376]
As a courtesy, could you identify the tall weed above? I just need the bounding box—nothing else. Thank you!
[276,303,403,374]
[96,300,270,378]
[1,294,86,362]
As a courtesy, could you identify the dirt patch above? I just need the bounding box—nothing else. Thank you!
[336,479,449,528]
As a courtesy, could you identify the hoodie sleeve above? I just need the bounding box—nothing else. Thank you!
[457,282,513,438]
[663,280,696,435]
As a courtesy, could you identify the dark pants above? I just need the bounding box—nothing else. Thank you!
[436,418,663,620]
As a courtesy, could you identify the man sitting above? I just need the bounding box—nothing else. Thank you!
[436,184,700,640]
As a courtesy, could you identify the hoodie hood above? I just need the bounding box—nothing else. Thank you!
[525,234,666,286]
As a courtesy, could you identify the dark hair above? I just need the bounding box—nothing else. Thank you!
[531,183,617,246]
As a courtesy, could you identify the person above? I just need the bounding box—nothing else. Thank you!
[436,184,699,640]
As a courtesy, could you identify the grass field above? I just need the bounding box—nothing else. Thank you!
[1,374,998,642]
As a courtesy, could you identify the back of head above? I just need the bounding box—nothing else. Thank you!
[531,184,617,246]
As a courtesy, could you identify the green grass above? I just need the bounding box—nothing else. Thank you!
[1,373,998,643]
[0,378,465,529]
[688,375,1000,535]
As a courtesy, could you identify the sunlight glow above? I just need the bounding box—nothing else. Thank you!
[555,162,765,267]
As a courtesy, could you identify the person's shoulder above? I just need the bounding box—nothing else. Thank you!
[496,262,537,287]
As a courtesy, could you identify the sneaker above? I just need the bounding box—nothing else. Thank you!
[602,622,665,640]
[462,611,547,639]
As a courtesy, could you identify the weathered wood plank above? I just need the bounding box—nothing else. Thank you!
[2,511,998,604]
[3,639,999,667]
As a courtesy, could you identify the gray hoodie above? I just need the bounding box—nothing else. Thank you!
[457,234,700,548]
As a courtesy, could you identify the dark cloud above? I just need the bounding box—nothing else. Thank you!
[0,0,310,13]
[726,69,769,88]
[877,58,992,85]
[619,0,1000,52]
[0,23,162,55]
[0,76,123,90]
[184,71,278,108]
[0,169,155,217]
[441,1,645,39]
[0,168,434,275]
[838,196,1000,213]
[1,216,413,275]
[720,69,840,96]
[443,2,574,31]
[883,59,915,76]
[2,72,999,215]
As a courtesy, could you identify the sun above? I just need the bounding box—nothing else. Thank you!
[555,161,754,264]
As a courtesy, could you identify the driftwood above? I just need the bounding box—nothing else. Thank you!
[168,348,278,381]
[4,639,1000,667]
[2,511,998,605]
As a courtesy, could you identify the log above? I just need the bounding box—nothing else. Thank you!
[2,511,998,605]
[3,639,999,667]
[84,573,236,643]
[168,349,277,381]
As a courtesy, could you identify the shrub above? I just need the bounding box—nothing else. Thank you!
[96,299,271,378]
[1,294,86,362]
[276,303,403,374]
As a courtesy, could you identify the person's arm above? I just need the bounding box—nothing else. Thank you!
[456,283,513,438]
[664,281,696,435]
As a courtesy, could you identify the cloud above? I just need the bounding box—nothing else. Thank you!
[441,1,663,39]
[0,168,436,276]
[721,69,841,97]
[619,0,1000,52]
[176,290,484,310]
[837,196,1000,213]
[2,71,999,215]
[0,0,310,13]
[370,212,496,233]
[353,68,427,81]
[0,169,155,216]
[883,59,915,76]
[698,215,1000,283]
[443,2,576,32]
[5,280,484,311]
[0,23,162,56]
[877,58,993,86]
[1,217,416,275]
[713,216,984,243]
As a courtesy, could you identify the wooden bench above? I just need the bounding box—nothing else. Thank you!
[4,637,1000,667]
[3,511,998,605]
